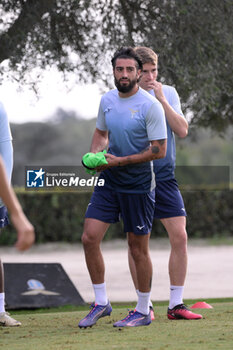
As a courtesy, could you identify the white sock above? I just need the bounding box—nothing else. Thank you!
[169,285,184,309]
[0,292,5,313]
[93,282,108,306]
[136,289,153,308]
[135,291,150,315]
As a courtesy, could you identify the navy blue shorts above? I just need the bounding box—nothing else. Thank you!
[85,186,155,235]
[0,206,9,228]
[154,178,187,219]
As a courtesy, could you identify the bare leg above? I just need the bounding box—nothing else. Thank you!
[163,217,202,319]
[0,259,4,293]
[128,246,139,290]
[128,217,187,289]
[81,218,110,284]
[78,218,112,328]
[161,216,187,286]
[127,232,152,292]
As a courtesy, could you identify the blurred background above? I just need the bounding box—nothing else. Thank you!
[0,1,232,244]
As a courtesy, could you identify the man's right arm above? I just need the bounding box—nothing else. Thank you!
[90,98,109,153]
[90,128,108,153]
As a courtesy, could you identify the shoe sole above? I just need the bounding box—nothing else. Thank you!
[168,314,202,320]
[113,321,151,327]
[113,318,151,327]
[0,321,21,327]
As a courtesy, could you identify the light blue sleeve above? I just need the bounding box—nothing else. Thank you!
[0,102,13,142]
[0,102,13,207]
[0,141,13,181]
[145,102,167,141]
[96,99,107,131]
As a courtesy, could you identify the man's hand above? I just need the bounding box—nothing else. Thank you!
[11,211,35,251]
[96,153,121,171]
[142,80,166,103]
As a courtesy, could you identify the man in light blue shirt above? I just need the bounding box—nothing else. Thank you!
[79,47,167,328]
[128,46,202,320]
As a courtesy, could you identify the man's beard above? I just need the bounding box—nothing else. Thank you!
[114,77,138,93]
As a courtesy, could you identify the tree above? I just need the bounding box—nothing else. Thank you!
[0,0,232,131]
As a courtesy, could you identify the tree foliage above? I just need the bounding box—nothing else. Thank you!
[0,0,232,131]
[10,111,97,185]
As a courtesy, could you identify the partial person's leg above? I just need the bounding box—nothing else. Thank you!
[128,247,138,289]
[0,210,7,310]
[113,232,152,327]
[113,191,155,327]
[128,246,155,320]
[123,190,154,298]
[0,258,5,311]
[161,216,187,308]
[162,216,202,320]
[162,216,187,286]
[128,231,152,314]
[79,218,112,328]
[128,234,155,313]
[0,226,22,326]
[81,218,110,299]
[128,232,152,294]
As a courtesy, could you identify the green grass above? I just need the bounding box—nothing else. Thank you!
[1,300,233,350]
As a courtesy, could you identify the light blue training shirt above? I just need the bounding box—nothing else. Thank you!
[149,85,185,181]
[96,87,167,193]
[0,102,13,207]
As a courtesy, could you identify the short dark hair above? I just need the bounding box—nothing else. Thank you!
[111,47,142,70]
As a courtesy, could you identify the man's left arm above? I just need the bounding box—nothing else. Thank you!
[103,138,167,168]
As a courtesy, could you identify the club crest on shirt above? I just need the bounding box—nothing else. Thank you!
[129,108,138,118]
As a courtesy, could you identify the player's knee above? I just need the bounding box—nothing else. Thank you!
[81,230,96,247]
[129,243,147,262]
[170,228,187,249]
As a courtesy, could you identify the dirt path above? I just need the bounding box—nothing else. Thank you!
[1,240,233,303]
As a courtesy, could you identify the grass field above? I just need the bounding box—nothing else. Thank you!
[0,299,233,350]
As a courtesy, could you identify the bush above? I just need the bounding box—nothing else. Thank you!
[1,190,232,245]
